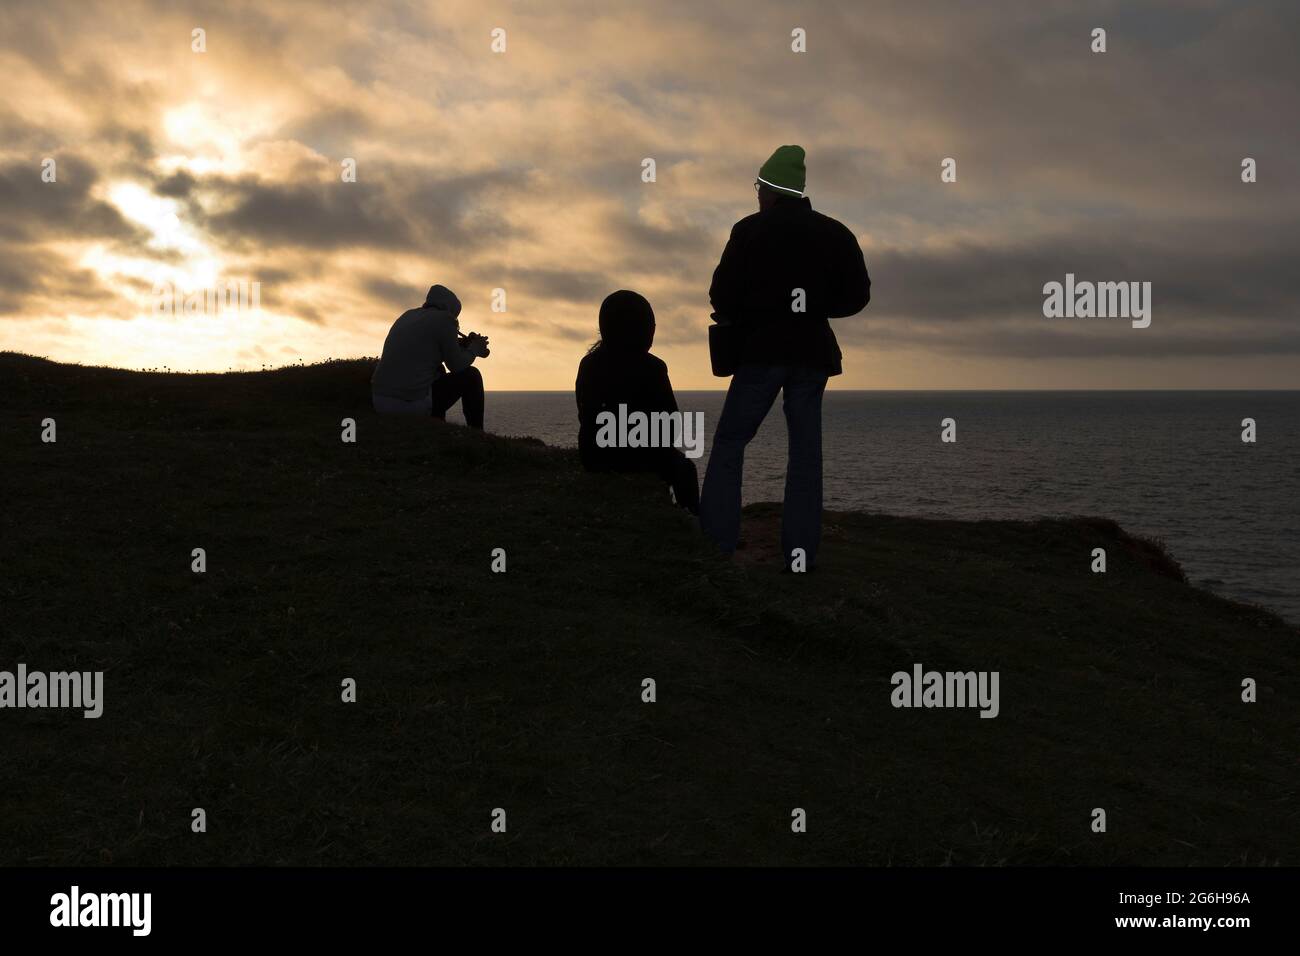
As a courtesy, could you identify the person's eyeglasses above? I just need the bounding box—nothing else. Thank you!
[753,180,762,194]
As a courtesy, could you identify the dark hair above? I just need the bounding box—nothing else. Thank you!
[587,290,655,355]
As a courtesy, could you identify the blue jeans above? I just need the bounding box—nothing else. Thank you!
[700,364,828,568]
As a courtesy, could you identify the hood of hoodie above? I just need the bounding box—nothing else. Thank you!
[422,284,462,319]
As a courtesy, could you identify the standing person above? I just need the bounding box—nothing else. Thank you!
[576,290,699,514]
[371,284,490,428]
[700,145,871,570]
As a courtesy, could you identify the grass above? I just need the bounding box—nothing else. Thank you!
[1,351,1296,866]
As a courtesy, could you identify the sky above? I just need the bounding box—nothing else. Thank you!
[1,0,1297,389]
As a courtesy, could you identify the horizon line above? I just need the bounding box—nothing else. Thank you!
[4,353,1298,391]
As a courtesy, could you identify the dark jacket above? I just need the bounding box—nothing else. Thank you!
[709,196,871,376]
[576,347,678,471]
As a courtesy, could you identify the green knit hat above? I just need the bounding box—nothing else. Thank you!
[758,145,806,196]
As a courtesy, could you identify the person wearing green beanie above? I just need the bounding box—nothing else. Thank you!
[700,145,872,572]
[757,144,806,197]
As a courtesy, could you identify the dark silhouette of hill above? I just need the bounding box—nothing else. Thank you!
[1,351,1296,865]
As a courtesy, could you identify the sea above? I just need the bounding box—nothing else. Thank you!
[485,390,1300,624]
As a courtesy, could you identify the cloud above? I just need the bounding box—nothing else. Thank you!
[197,163,530,254]
[0,155,152,319]
[846,215,1300,358]
[0,157,143,244]
[0,0,1296,385]
[364,276,421,309]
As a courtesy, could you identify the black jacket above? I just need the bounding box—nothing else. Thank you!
[709,196,870,376]
[576,347,678,471]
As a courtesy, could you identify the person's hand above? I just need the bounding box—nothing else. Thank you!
[463,332,490,358]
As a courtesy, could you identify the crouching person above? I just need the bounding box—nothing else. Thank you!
[576,290,699,514]
[371,284,490,428]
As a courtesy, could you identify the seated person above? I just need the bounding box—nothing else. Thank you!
[576,290,699,514]
[371,283,489,428]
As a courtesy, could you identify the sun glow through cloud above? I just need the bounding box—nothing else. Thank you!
[107,183,204,256]
[86,182,222,307]
[158,102,259,178]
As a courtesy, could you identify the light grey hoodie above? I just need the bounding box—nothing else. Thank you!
[371,285,475,401]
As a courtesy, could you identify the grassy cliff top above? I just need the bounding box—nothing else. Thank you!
[1,352,1296,865]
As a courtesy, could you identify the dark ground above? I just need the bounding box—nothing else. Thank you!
[1,352,1296,865]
